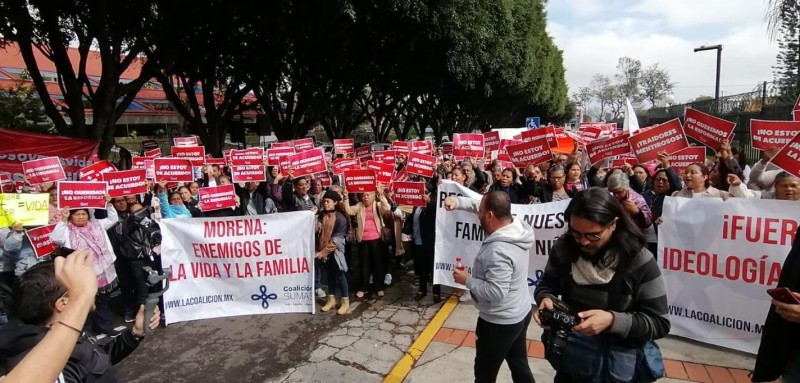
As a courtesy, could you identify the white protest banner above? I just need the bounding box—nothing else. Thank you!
[160,212,316,324]
[658,197,799,354]
[433,180,569,299]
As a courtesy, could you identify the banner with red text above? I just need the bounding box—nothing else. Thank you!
[154,158,194,182]
[770,133,800,178]
[172,146,206,167]
[80,160,117,182]
[23,157,67,185]
[198,184,237,212]
[0,129,98,183]
[505,138,551,167]
[392,181,426,207]
[343,169,377,193]
[658,197,799,354]
[288,148,326,177]
[57,181,107,209]
[405,152,436,178]
[434,180,570,300]
[684,108,736,149]
[230,148,265,166]
[452,133,485,158]
[104,169,148,198]
[750,120,800,151]
[628,119,689,163]
[585,135,633,164]
[160,212,315,324]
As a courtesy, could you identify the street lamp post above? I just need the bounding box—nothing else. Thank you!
[693,44,723,103]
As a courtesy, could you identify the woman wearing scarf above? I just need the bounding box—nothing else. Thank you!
[316,190,351,315]
[50,202,119,335]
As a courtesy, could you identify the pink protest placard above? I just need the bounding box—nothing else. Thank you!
[230,147,265,166]
[627,119,689,163]
[26,224,57,259]
[79,160,117,182]
[750,120,800,151]
[343,169,377,193]
[667,147,706,176]
[288,148,327,177]
[392,181,426,207]
[452,133,485,158]
[173,136,198,147]
[684,108,736,149]
[103,169,148,198]
[585,135,633,164]
[405,152,436,178]
[153,158,194,182]
[483,131,501,152]
[23,157,66,184]
[171,146,206,166]
[231,165,266,183]
[292,138,315,152]
[333,158,361,174]
[366,160,394,185]
[266,147,295,166]
[57,181,107,209]
[198,184,237,212]
[505,138,551,167]
[334,139,355,154]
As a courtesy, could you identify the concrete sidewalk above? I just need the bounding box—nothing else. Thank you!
[396,296,761,383]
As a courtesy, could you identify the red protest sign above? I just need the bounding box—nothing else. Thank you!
[153,158,193,182]
[314,171,332,188]
[231,165,266,183]
[442,142,453,155]
[392,181,426,207]
[79,160,117,182]
[26,224,57,259]
[173,136,198,147]
[750,120,800,151]
[585,135,633,164]
[392,141,411,154]
[453,133,485,158]
[103,169,147,198]
[171,146,206,166]
[505,138,551,167]
[205,157,226,167]
[344,169,377,193]
[498,139,522,153]
[520,129,547,143]
[230,147,265,166]
[144,160,155,180]
[683,108,736,149]
[770,133,800,178]
[292,138,315,152]
[57,181,107,209]
[405,152,436,178]
[483,131,501,152]
[355,146,372,161]
[667,147,706,176]
[266,147,295,166]
[278,156,291,176]
[366,160,394,185]
[333,158,361,174]
[288,148,327,177]
[271,141,293,149]
[373,150,396,165]
[22,157,66,184]
[627,119,689,164]
[794,109,800,122]
[578,126,603,142]
[144,148,161,158]
[198,184,237,212]
[334,139,355,154]
[132,157,147,169]
[412,140,433,155]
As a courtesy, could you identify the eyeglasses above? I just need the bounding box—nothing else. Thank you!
[654,178,669,183]
[568,220,616,242]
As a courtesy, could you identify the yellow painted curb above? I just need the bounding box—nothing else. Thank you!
[383,295,459,383]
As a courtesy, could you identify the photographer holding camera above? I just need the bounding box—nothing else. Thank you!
[0,249,160,382]
[533,188,670,383]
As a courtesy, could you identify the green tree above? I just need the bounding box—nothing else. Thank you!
[640,63,675,108]
[0,84,54,133]
[771,1,800,97]
[0,0,185,158]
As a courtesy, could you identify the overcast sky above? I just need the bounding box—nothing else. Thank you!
[546,0,779,104]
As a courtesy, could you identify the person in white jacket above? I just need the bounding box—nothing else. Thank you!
[49,203,119,335]
[728,172,800,201]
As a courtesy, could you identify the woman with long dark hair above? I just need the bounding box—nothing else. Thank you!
[534,188,669,383]
[316,190,351,314]
[672,163,729,199]
[525,166,575,203]
[489,168,526,203]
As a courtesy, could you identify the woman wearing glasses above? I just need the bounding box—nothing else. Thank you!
[641,153,682,258]
[533,188,670,382]
[524,166,575,203]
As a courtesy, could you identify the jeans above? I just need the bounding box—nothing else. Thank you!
[327,257,349,297]
[357,239,386,292]
[784,349,800,383]
[474,310,535,383]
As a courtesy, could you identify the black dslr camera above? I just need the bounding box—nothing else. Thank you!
[539,296,581,356]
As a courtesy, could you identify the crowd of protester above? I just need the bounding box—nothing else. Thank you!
[0,136,798,381]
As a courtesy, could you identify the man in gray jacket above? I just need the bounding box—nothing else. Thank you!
[445,191,535,383]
